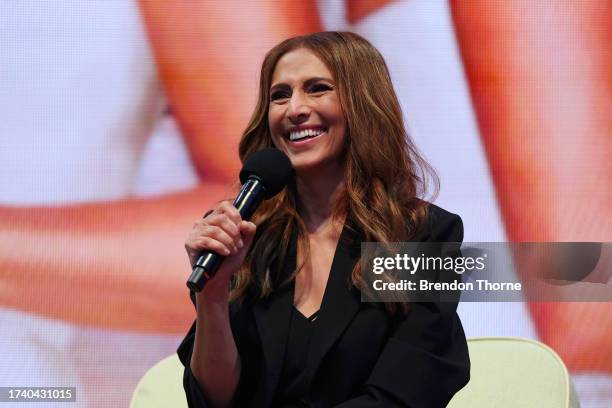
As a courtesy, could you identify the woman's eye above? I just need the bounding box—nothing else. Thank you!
[270,91,289,101]
[310,84,332,93]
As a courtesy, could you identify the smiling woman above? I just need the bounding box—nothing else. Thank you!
[180,32,469,408]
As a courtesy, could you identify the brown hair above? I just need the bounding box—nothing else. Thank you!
[232,32,438,314]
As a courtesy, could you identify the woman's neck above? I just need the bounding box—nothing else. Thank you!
[295,167,345,235]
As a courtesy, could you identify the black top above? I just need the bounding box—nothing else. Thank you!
[178,203,470,407]
[274,307,320,407]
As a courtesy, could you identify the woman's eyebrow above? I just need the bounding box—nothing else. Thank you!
[303,77,334,87]
[270,77,334,91]
[270,83,290,93]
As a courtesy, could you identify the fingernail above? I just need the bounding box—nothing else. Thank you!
[238,239,244,248]
[223,248,231,255]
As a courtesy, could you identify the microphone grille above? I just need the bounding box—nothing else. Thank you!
[239,148,293,198]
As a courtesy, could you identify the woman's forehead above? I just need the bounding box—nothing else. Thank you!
[270,48,333,86]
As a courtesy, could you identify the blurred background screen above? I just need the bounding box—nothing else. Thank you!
[0,1,610,406]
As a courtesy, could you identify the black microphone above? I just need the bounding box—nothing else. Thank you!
[186,148,293,292]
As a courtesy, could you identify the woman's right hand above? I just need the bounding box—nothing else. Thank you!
[185,201,256,297]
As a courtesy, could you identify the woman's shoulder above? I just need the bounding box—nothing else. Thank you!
[412,202,464,243]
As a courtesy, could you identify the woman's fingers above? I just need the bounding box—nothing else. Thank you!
[207,203,244,246]
[219,221,257,276]
[193,236,232,256]
[240,221,257,245]
[216,201,242,226]
[199,224,238,254]
[186,201,251,267]
[203,214,240,241]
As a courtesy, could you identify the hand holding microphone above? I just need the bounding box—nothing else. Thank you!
[185,148,293,292]
[185,202,257,293]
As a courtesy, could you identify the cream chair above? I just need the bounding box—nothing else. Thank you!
[130,354,187,408]
[448,337,580,408]
[131,337,580,407]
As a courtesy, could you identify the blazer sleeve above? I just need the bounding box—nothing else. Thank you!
[177,320,212,408]
[335,207,470,408]
[177,292,261,408]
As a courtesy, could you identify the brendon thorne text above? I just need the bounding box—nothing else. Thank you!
[371,279,522,292]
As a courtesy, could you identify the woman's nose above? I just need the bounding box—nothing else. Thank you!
[286,92,311,124]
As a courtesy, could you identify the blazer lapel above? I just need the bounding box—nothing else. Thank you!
[306,223,361,379]
[252,231,297,407]
[253,282,293,406]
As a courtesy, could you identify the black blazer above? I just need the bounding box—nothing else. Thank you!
[178,204,470,407]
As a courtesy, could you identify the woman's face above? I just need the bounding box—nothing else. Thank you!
[268,48,347,177]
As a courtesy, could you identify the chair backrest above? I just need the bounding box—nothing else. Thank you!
[131,337,580,408]
[130,354,187,408]
[448,337,580,408]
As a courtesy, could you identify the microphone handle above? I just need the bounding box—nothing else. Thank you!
[186,177,265,292]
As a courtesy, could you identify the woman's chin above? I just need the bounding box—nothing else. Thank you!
[292,158,344,179]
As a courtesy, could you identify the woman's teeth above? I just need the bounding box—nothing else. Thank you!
[289,128,325,141]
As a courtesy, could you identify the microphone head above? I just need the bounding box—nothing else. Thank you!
[239,148,293,198]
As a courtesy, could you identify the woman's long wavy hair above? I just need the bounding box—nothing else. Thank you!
[231,32,438,314]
